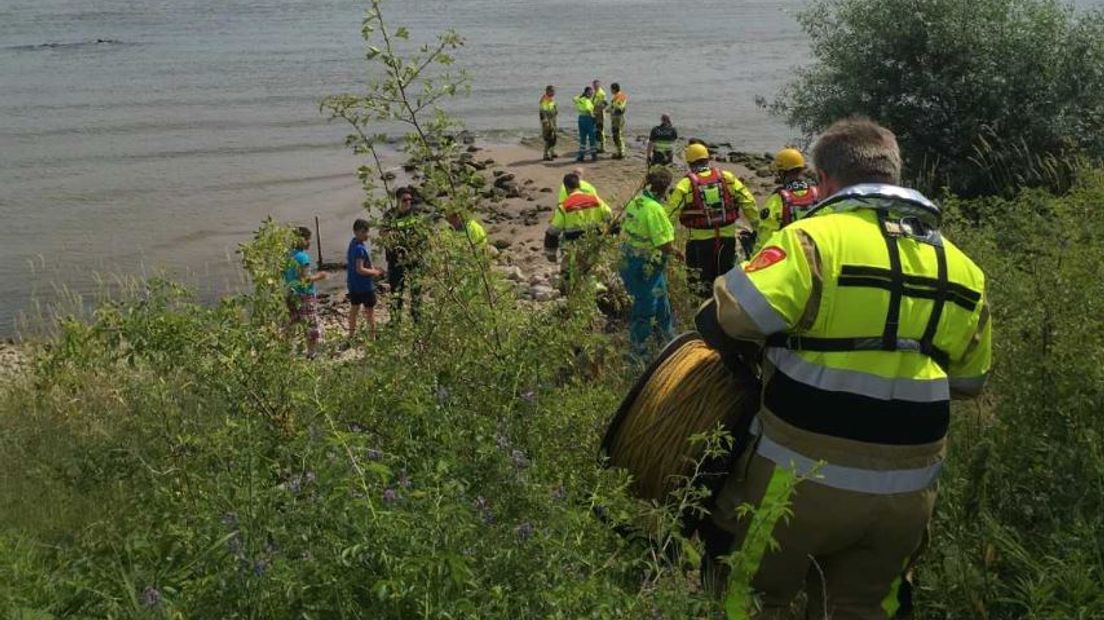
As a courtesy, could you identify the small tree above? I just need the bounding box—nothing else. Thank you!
[768,0,1104,197]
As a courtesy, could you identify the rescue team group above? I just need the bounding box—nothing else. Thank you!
[284,110,992,616]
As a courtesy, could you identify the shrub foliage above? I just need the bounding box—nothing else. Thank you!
[769,0,1104,196]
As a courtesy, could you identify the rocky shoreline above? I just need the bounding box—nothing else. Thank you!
[2,135,783,371]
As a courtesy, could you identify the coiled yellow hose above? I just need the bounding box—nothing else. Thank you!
[605,336,755,501]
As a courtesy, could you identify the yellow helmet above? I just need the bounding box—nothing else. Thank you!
[684,143,709,164]
[772,147,806,172]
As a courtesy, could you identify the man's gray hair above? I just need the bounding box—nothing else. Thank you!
[812,117,902,187]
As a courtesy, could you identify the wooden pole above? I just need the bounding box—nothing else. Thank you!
[314,215,323,266]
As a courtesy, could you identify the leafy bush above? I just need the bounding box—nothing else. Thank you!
[0,225,719,617]
[768,0,1104,196]
[922,168,1104,617]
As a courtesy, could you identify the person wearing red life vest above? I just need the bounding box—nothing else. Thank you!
[753,147,821,253]
[666,142,758,298]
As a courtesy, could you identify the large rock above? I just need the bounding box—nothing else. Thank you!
[529,285,560,302]
[500,265,525,281]
[493,173,516,188]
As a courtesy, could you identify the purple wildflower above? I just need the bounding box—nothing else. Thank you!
[227,531,243,556]
[473,496,494,525]
[520,390,536,403]
[252,559,267,576]
[383,488,399,503]
[348,421,367,433]
[397,469,412,489]
[140,586,161,607]
[366,448,382,461]
[510,449,529,469]
[221,512,238,528]
[515,522,534,542]
[286,476,302,495]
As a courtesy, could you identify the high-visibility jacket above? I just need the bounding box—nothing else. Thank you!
[573,95,595,117]
[592,87,608,112]
[709,184,991,494]
[548,189,613,240]
[539,95,557,123]
[453,217,487,249]
[754,181,821,253]
[621,189,674,259]
[667,166,758,241]
[557,179,599,206]
[610,92,628,116]
[381,209,426,265]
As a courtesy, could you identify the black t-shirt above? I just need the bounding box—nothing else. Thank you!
[649,124,678,143]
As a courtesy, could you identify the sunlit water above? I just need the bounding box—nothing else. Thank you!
[2,0,1098,334]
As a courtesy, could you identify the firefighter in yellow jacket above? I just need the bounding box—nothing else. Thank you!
[696,117,992,619]
[539,85,558,161]
[666,143,758,298]
[545,172,613,288]
[609,83,628,159]
[753,147,821,253]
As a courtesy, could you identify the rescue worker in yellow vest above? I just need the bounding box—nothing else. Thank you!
[591,80,608,155]
[545,172,613,288]
[647,114,678,166]
[619,167,683,359]
[557,166,598,205]
[574,87,598,162]
[753,147,821,253]
[445,210,488,251]
[696,117,992,619]
[539,85,558,161]
[609,83,628,159]
[666,142,758,298]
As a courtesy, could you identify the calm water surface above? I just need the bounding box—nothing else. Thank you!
[3,0,1095,333]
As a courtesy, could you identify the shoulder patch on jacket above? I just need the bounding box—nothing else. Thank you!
[745,246,787,272]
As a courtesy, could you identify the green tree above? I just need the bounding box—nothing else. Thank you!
[769,0,1104,196]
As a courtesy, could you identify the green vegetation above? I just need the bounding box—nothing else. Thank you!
[3,0,1103,618]
[925,171,1104,618]
[769,0,1104,197]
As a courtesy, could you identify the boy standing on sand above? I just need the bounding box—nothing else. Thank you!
[284,226,329,357]
[347,218,383,339]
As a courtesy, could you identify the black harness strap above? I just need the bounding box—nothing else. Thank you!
[763,212,959,371]
[918,242,948,362]
[878,211,904,352]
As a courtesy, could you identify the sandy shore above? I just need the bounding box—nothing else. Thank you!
[1,135,782,370]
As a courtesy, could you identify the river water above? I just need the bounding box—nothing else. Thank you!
[0,0,1096,334]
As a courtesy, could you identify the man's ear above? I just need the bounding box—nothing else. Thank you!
[817,170,838,196]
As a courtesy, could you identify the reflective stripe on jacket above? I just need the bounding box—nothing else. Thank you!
[711,184,991,492]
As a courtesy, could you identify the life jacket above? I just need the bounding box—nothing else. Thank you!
[562,191,602,212]
[679,167,738,229]
[778,183,821,226]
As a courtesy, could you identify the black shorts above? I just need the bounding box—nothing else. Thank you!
[348,290,377,308]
